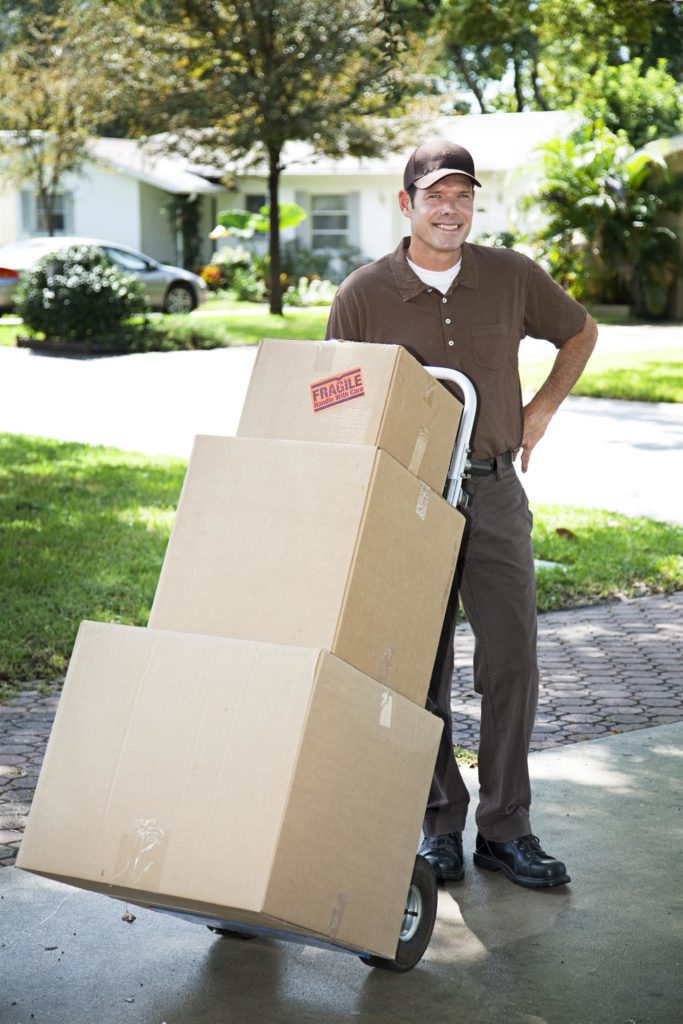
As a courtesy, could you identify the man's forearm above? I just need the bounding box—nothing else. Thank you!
[520,314,598,472]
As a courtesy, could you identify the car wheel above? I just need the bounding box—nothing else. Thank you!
[164,283,196,314]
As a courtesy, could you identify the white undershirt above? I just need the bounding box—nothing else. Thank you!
[407,256,462,295]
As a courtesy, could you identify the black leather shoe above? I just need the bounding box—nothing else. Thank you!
[418,832,465,883]
[473,833,570,889]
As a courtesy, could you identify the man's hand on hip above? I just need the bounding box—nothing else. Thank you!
[519,314,598,472]
[520,395,555,473]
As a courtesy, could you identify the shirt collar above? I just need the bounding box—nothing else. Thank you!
[389,238,479,300]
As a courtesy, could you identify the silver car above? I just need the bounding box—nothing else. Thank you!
[0,236,207,314]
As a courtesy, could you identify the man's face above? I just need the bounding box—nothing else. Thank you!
[398,173,475,268]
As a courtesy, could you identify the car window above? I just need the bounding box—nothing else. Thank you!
[103,247,150,272]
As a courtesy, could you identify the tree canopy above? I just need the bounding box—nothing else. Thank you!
[116,0,418,312]
[389,0,683,125]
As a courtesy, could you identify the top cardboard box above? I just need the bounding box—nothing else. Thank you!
[237,339,462,494]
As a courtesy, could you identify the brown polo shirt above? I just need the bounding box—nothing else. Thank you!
[326,238,587,458]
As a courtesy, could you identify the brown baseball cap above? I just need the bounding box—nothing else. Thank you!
[403,139,481,190]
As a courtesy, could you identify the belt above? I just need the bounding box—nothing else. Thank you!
[465,450,514,478]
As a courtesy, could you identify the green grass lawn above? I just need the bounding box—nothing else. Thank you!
[1,433,682,698]
[520,347,683,403]
[0,323,20,346]
[150,307,330,346]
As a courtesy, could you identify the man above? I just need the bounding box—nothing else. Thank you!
[325,139,597,889]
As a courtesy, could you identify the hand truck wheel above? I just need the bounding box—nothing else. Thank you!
[207,926,257,941]
[359,854,437,972]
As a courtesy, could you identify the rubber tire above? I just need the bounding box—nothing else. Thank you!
[207,926,257,941]
[164,283,196,314]
[360,855,438,972]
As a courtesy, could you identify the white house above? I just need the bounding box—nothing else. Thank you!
[0,134,226,266]
[2,111,681,317]
[1,112,578,267]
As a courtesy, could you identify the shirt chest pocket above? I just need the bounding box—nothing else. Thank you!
[471,323,512,370]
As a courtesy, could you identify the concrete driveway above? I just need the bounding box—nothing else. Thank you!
[2,722,681,1024]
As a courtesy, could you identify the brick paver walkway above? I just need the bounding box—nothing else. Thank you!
[1,592,682,867]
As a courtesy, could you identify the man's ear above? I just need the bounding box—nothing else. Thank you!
[398,189,413,220]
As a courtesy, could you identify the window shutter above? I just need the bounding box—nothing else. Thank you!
[294,190,310,247]
[20,191,34,234]
[64,192,74,234]
[347,191,360,249]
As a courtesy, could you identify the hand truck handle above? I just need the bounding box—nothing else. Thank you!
[424,367,477,509]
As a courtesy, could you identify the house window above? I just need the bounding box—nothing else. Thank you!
[21,190,73,235]
[245,194,267,214]
[311,195,349,251]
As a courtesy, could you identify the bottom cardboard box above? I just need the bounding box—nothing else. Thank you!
[17,622,441,959]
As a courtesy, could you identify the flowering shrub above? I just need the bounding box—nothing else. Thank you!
[283,276,337,307]
[199,264,224,291]
[16,244,149,348]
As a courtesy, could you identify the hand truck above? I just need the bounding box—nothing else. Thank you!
[207,367,478,973]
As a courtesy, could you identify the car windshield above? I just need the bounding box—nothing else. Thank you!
[103,248,151,272]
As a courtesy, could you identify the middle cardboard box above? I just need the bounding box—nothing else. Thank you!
[149,435,465,706]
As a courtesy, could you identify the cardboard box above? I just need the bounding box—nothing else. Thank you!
[17,622,441,959]
[148,436,465,705]
[237,339,462,494]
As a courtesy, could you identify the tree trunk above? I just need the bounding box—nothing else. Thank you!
[451,44,488,114]
[513,57,525,112]
[268,147,283,316]
[38,190,55,236]
[531,59,549,111]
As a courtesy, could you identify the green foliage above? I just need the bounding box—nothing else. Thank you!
[579,59,683,150]
[201,245,265,299]
[280,240,370,285]
[0,2,125,227]
[121,0,414,313]
[16,244,149,348]
[524,122,683,317]
[390,0,683,115]
[282,277,337,307]
[214,203,307,239]
[202,236,364,302]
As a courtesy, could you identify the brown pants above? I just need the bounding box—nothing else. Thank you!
[423,464,539,843]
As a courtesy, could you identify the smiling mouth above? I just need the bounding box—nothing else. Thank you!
[433,223,463,232]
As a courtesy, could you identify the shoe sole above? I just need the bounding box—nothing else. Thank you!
[473,851,571,889]
[421,860,464,884]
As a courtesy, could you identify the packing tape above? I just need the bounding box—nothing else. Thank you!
[327,892,348,938]
[409,427,430,475]
[415,484,430,521]
[379,689,393,729]
[378,644,394,685]
[113,819,167,890]
[312,342,337,375]
[424,379,437,407]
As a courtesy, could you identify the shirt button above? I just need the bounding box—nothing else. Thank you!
[445,318,451,324]
[448,340,455,347]
[442,297,448,304]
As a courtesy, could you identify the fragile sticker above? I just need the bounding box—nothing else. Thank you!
[310,367,365,412]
